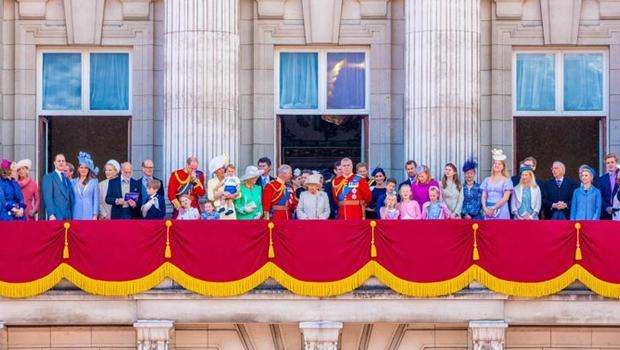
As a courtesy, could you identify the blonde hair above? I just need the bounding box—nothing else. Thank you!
[519,170,538,189]
[492,160,510,178]
[384,193,397,206]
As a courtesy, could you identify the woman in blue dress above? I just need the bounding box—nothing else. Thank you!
[480,149,513,219]
[570,165,601,221]
[461,159,482,220]
[0,159,26,221]
[71,152,100,220]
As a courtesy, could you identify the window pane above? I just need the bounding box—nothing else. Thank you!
[564,53,603,111]
[42,53,82,110]
[327,53,366,109]
[279,53,318,109]
[90,53,130,110]
[516,54,555,111]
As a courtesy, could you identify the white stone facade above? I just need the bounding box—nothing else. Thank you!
[0,0,619,179]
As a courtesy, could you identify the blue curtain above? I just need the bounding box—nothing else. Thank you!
[42,53,82,110]
[90,53,129,110]
[564,53,603,112]
[279,53,318,109]
[327,53,366,109]
[516,54,556,111]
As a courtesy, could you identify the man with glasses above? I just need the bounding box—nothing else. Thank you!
[542,161,578,220]
[597,154,619,220]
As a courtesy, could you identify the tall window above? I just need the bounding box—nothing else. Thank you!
[38,50,132,115]
[276,49,369,114]
[514,50,607,116]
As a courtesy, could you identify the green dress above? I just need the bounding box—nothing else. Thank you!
[234,184,263,220]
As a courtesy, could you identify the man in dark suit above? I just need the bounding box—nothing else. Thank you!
[257,157,276,188]
[106,162,142,219]
[542,161,578,220]
[398,160,418,189]
[596,153,619,220]
[138,159,165,218]
[42,154,74,220]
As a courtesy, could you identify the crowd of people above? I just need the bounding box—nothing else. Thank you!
[0,149,619,222]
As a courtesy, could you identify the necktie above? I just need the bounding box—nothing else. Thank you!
[556,179,562,188]
[611,173,615,193]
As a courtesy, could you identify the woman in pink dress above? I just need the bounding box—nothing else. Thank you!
[411,165,440,208]
[14,159,39,220]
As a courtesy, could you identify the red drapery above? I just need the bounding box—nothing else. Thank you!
[0,220,619,298]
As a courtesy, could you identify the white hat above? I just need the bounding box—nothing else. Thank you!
[209,155,229,174]
[491,149,507,161]
[14,159,32,170]
[240,165,261,182]
[305,174,322,186]
[106,159,121,173]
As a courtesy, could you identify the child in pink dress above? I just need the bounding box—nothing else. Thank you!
[397,183,421,219]
[422,186,451,220]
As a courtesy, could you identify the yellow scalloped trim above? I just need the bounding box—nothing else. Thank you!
[3,263,620,299]
[166,263,271,297]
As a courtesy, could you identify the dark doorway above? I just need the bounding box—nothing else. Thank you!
[515,117,603,181]
[39,116,131,180]
[279,115,367,171]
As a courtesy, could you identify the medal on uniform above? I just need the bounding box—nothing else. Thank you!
[352,189,357,194]
[352,195,357,200]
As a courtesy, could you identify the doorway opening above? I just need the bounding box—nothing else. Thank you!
[514,117,604,181]
[39,116,131,180]
[278,115,367,171]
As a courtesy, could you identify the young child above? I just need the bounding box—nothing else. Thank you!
[177,194,200,220]
[397,183,421,219]
[380,193,400,220]
[421,186,451,220]
[201,201,220,220]
[217,164,240,215]
[141,179,165,219]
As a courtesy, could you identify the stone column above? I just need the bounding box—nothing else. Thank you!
[404,0,480,177]
[299,321,343,350]
[133,320,174,350]
[469,320,508,350]
[164,0,239,177]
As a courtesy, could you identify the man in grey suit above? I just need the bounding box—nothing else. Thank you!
[42,154,75,220]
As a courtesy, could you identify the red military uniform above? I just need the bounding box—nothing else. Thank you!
[262,178,297,220]
[332,173,372,219]
[167,169,206,218]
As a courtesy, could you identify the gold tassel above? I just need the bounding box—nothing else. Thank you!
[268,222,275,258]
[575,222,582,261]
[472,223,480,261]
[62,222,71,259]
[370,220,378,258]
[165,220,172,258]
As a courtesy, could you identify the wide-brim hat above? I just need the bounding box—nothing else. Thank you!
[14,159,32,170]
[209,155,228,174]
[240,165,261,182]
[77,152,99,176]
[305,174,322,186]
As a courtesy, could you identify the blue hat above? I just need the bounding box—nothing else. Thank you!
[519,165,534,174]
[371,167,385,177]
[77,151,99,176]
[462,158,478,173]
[579,164,596,178]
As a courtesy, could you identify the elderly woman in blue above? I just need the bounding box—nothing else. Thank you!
[570,165,601,221]
[71,152,100,220]
[0,159,26,221]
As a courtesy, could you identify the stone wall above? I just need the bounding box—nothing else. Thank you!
[5,325,620,349]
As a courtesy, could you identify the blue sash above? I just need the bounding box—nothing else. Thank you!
[338,176,361,202]
[276,186,291,206]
